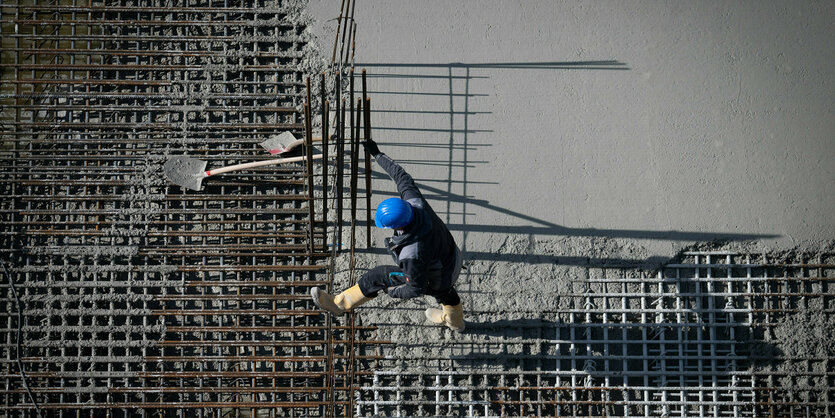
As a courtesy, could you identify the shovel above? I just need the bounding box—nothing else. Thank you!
[259,131,327,155]
[163,154,323,191]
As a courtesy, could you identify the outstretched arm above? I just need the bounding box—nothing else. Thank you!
[374,152,423,201]
[362,139,422,201]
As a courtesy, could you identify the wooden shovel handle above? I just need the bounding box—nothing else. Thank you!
[278,134,329,153]
[207,154,323,176]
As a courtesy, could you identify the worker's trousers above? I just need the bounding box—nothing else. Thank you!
[357,248,463,306]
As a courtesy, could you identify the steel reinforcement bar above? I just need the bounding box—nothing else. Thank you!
[0,0,381,416]
[357,251,835,417]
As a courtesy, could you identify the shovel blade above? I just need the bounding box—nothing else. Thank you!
[259,131,298,155]
[163,155,208,191]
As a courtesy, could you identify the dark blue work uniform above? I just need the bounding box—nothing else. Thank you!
[358,153,462,306]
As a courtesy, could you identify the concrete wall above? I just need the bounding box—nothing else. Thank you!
[309,0,834,261]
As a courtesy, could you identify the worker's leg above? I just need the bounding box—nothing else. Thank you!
[425,248,465,332]
[431,287,461,306]
[357,265,406,297]
[425,287,465,332]
[310,265,402,315]
[310,283,371,315]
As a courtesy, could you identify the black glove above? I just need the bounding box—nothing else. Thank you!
[362,138,381,157]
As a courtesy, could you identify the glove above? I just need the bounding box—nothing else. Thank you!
[362,138,381,157]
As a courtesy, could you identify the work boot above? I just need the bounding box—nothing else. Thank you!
[310,284,370,315]
[424,303,465,332]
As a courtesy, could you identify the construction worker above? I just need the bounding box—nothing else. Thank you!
[310,138,465,332]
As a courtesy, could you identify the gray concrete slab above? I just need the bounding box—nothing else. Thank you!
[310,0,834,262]
[310,6,835,412]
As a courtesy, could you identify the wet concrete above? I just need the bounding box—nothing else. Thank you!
[306,1,835,413]
[307,0,835,262]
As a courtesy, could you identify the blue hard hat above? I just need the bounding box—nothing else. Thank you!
[375,198,414,229]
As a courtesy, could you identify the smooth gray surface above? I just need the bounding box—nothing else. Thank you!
[310,0,834,260]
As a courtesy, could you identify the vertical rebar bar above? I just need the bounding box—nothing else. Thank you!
[349,69,358,232]
[351,98,362,252]
[363,98,373,248]
[349,22,358,65]
[343,1,357,67]
[361,70,372,248]
[304,77,315,258]
[320,73,329,252]
[335,77,345,250]
[0,3,393,414]
[331,0,348,64]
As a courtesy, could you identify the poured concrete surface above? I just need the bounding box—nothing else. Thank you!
[309,0,834,264]
[308,3,835,409]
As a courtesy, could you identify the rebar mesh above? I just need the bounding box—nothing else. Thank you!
[4,2,834,417]
[358,251,835,417]
[1,0,379,415]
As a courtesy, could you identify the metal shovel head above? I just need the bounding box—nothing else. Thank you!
[163,155,208,191]
[259,131,298,155]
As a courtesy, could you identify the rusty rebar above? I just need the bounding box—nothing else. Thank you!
[321,75,330,252]
[341,0,356,67]
[335,87,345,249]
[361,70,374,248]
[323,77,337,417]
[349,69,357,224]
[331,0,348,64]
[351,97,362,253]
[305,77,316,258]
[0,3,380,414]
[342,1,357,68]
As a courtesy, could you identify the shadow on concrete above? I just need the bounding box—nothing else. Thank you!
[357,61,630,70]
[347,61,786,416]
[450,271,783,399]
[343,60,779,271]
[361,182,781,243]
[354,245,672,269]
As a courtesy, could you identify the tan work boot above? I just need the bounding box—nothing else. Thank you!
[311,284,370,315]
[424,303,465,332]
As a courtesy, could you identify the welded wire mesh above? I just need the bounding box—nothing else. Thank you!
[357,251,835,417]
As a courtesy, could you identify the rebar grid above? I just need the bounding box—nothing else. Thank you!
[1,0,381,415]
[357,251,835,417]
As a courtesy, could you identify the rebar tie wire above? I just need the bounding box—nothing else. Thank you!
[1,260,43,418]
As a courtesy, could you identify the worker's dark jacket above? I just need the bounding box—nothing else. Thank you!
[376,153,458,299]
